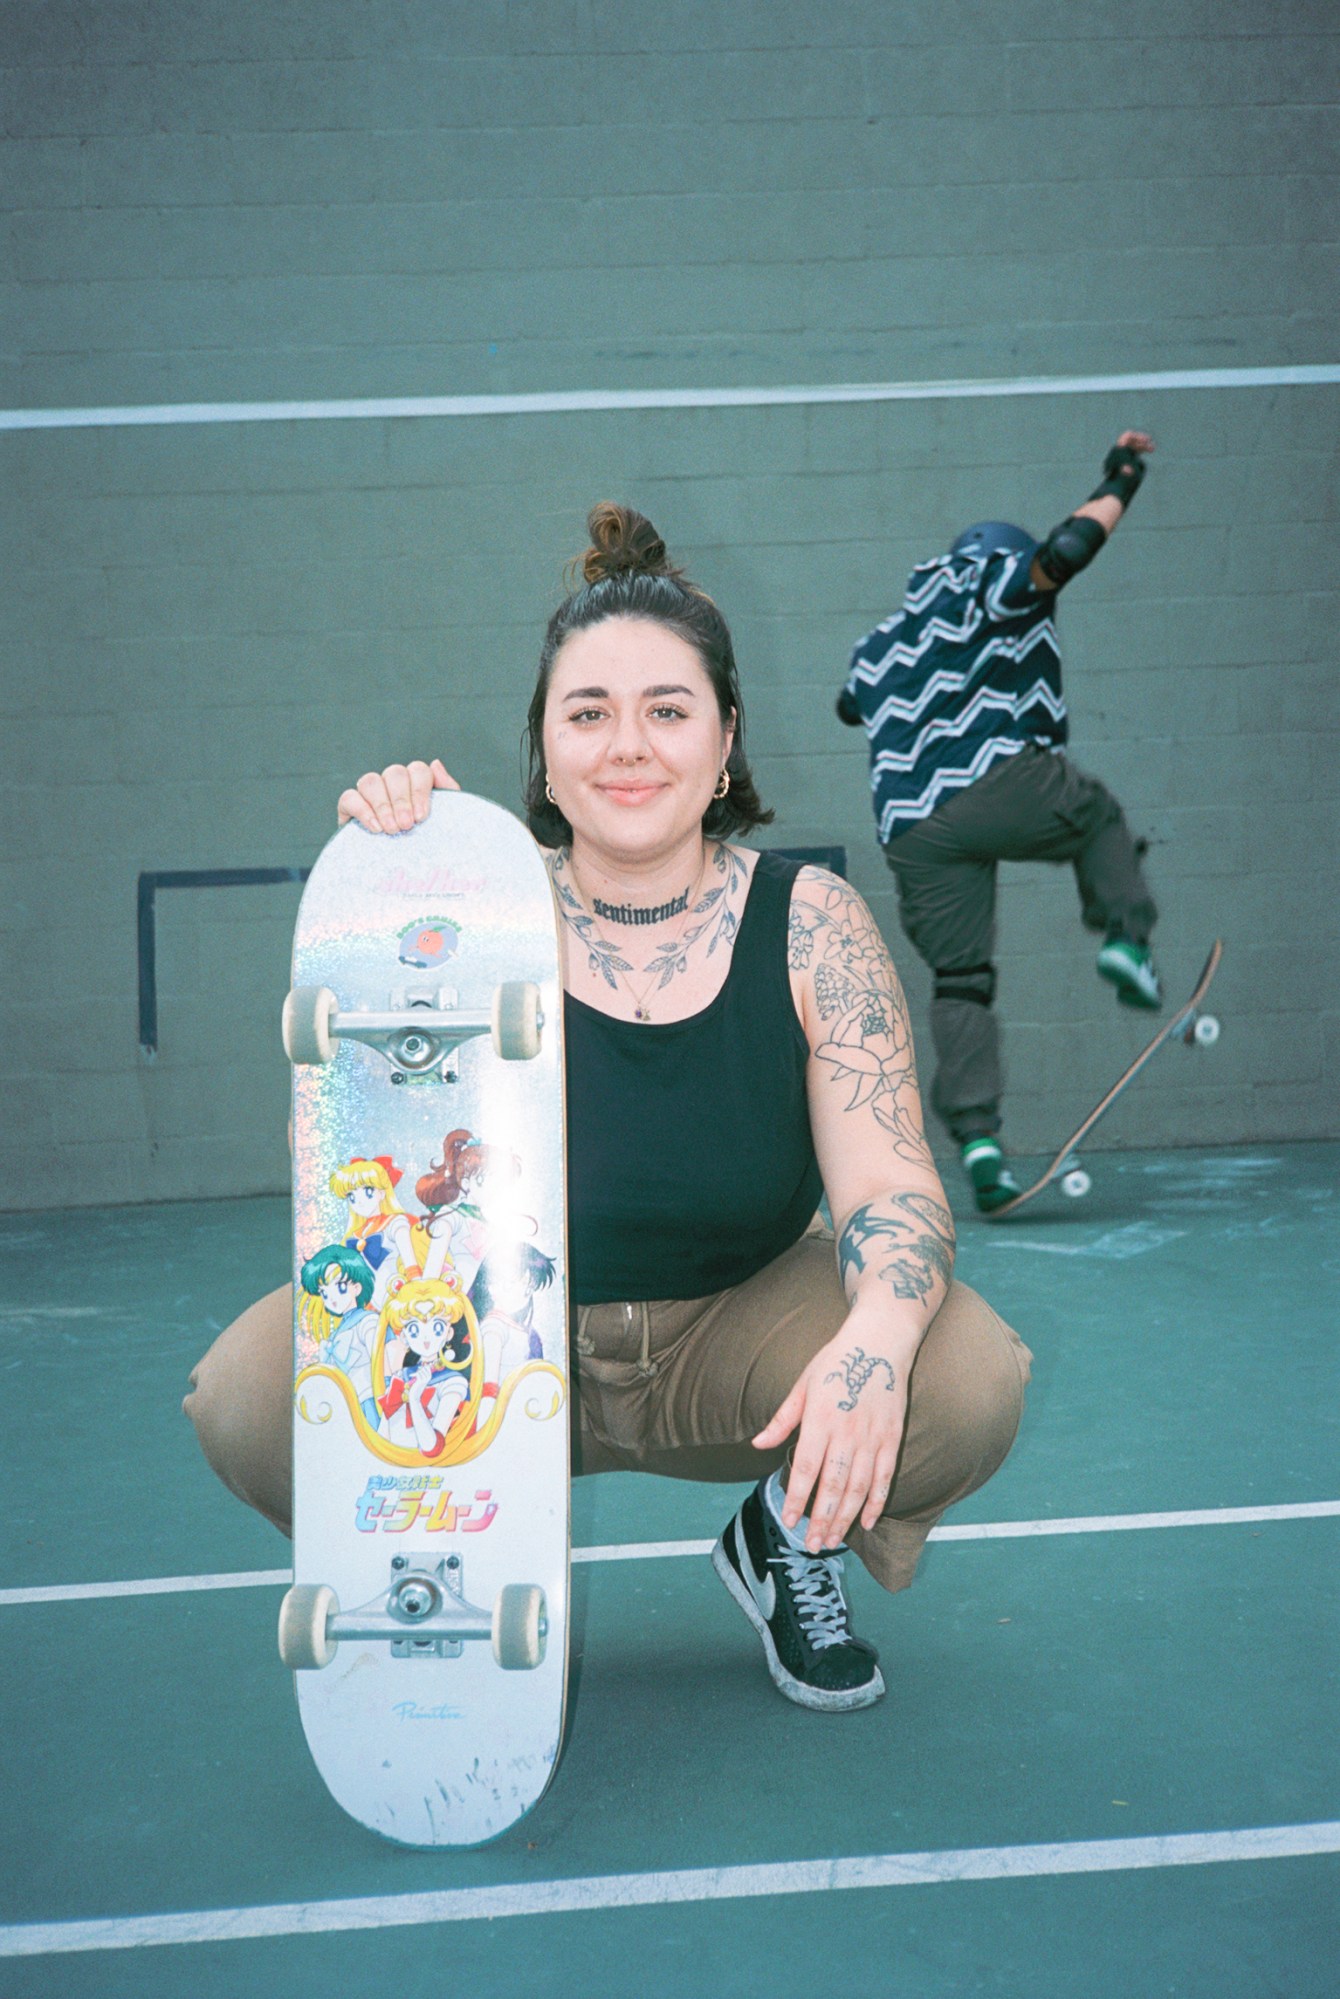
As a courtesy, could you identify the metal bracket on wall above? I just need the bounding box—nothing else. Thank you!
[770,845,847,878]
[136,867,310,1059]
[135,847,846,1059]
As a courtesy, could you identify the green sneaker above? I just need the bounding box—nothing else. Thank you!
[1096,937,1162,1009]
[960,1137,1020,1215]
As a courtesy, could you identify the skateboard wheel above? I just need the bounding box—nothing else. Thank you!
[492,1584,547,1670]
[1060,1169,1091,1200]
[283,987,338,1065]
[1193,1014,1220,1047]
[492,982,542,1061]
[278,1583,339,1670]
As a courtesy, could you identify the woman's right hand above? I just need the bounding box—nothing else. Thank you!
[337,758,459,833]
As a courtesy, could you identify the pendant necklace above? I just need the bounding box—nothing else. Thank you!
[572,844,711,1023]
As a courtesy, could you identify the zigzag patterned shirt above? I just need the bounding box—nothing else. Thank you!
[843,546,1066,845]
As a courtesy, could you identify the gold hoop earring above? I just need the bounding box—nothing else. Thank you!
[545,779,557,806]
[712,767,731,801]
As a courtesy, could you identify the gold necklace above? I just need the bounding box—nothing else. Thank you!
[570,844,712,1022]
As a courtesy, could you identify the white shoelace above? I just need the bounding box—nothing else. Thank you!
[773,1547,853,1651]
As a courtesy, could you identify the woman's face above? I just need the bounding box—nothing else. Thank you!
[347,1181,381,1217]
[543,619,733,860]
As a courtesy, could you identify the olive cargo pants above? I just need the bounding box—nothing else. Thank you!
[883,746,1157,1142]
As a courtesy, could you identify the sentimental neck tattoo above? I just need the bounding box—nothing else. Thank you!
[591,887,691,926]
[556,843,718,1023]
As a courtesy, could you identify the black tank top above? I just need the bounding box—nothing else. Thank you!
[564,852,822,1304]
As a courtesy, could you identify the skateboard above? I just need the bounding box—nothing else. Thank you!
[276,790,569,1847]
[984,940,1223,1221]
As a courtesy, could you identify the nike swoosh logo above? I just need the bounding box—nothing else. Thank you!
[735,1517,775,1620]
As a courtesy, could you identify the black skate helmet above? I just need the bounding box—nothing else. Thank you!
[950,521,1037,562]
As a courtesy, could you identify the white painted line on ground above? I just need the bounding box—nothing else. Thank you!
[928,1500,1340,1541]
[0,1568,292,1607]
[0,1305,113,1318]
[2,1501,1334,1608]
[573,1537,712,1563]
[2,1821,1335,1956]
[2,365,1336,433]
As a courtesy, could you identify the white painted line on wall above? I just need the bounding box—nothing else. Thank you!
[2,1501,1334,1608]
[1,1821,1335,1956]
[1,365,1337,433]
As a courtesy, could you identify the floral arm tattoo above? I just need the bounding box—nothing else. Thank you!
[791,870,933,1168]
[837,1193,956,1307]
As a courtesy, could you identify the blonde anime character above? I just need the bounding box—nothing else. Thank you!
[328,1155,428,1309]
[293,1240,564,1471]
[375,1276,479,1460]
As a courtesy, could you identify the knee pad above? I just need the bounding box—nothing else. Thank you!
[934,962,996,1008]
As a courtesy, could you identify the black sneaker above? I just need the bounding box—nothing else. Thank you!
[711,1480,884,1711]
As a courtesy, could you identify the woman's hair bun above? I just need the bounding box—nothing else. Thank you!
[581,502,682,585]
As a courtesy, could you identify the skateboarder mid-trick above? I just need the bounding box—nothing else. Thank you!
[838,431,1160,1214]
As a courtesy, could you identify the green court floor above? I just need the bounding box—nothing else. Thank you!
[1,1143,1336,1996]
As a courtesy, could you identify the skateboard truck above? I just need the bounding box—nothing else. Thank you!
[278,1554,547,1673]
[283,979,543,1078]
[386,984,465,1084]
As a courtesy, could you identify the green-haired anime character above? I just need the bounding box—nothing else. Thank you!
[299,1244,379,1426]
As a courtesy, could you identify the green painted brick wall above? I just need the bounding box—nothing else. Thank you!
[2,0,1337,1208]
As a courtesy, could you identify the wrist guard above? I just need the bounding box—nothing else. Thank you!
[1089,443,1146,509]
[1034,512,1107,587]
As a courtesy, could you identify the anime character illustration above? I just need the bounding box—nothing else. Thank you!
[376,1277,478,1460]
[416,1128,524,1293]
[468,1244,558,1425]
[295,1251,566,1470]
[329,1155,427,1308]
[297,1244,380,1427]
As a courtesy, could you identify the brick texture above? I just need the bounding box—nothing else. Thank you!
[1,1,1336,1207]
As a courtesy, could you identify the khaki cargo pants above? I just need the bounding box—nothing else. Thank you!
[185,1229,1031,1595]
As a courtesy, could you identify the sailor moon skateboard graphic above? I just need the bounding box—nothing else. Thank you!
[278,791,568,1846]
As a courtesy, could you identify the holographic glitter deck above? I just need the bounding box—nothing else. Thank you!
[280,789,569,1848]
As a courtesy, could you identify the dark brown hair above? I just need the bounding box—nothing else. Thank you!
[523,503,773,845]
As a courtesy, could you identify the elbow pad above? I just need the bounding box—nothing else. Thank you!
[1034,513,1107,588]
[836,687,862,727]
